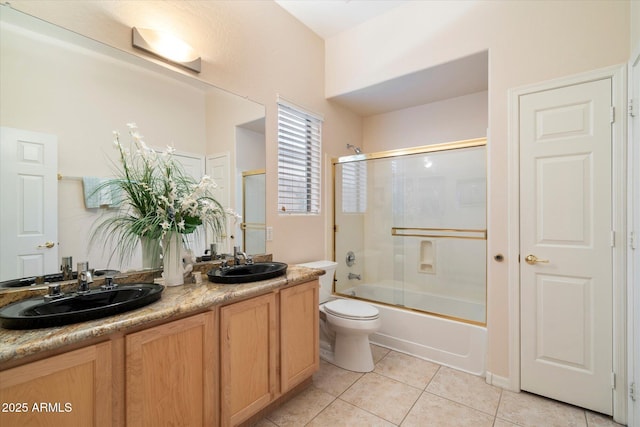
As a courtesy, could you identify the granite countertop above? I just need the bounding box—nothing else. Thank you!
[0,265,322,366]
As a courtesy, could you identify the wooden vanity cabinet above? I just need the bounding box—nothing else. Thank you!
[220,292,277,427]
[125,311,217,427]
[0,278,318,427]
[280,280,319,392]
[220,280,319,427]
[0,341,113,427]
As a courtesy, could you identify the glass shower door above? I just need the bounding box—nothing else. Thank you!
[390,147,486,322]
[333,140,487,324]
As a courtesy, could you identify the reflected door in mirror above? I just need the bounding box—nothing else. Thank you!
[0,127,58,280]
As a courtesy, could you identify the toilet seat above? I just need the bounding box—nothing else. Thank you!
[324,299,379,321]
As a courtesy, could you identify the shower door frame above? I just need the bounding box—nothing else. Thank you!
[331,137,488,326]
[241,169,266,254]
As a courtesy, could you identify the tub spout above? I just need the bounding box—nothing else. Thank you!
[348,273,361,280]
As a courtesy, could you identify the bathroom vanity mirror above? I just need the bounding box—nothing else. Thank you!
[0,5,266,286]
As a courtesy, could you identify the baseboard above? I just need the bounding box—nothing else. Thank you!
[485,371,514,390]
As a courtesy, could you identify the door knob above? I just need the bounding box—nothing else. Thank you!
[524,254,549,265]
[37,241,55,249]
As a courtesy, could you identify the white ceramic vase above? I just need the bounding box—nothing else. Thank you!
[162,233,184,286]
[140,235,161,269]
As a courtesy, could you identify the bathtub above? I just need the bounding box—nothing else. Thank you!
[349,282,486,323]
[338,283,487,375]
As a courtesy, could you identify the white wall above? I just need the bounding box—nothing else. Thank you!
[205,87,265,215]
[236,128,266,173]
[632,0,640,55]
[326,0,630,379]
[363,91,487,152]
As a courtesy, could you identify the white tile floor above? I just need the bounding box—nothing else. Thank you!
[254,345,624,427]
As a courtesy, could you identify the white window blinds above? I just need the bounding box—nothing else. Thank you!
[341,161,367,213]
[277,100,322,214]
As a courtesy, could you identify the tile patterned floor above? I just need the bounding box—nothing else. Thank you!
[254,345,625,427]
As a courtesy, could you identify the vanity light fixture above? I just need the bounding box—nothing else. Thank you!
[132,27,201,73]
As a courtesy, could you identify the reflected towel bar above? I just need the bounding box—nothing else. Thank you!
[57,173,82,181]
[240,222,266,230]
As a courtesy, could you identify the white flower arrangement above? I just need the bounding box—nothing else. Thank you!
[90,123,237,265]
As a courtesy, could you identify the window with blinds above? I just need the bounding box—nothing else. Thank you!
[341,161,367,213]
[277,100,322,214]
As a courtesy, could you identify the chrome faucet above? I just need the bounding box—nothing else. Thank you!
[77,262,93,293]
[60,256,73,281]
[348,272,361,280]
[233,246,247,266]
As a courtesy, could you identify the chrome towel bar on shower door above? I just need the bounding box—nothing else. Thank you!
[391,227,487,240]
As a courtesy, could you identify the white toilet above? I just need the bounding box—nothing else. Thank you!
[299,260,381,372]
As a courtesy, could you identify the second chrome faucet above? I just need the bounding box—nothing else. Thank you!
[77,261,93,293]
[233,246,253,265]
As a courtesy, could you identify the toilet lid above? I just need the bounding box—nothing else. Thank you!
[324,299,379,320]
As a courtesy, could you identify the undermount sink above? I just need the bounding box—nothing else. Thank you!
[207,262,288,284]
[0,283,164,329]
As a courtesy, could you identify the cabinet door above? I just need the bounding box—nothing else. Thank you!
[280,280,319,392]
[220,292,276,427]
[0,341,112,427]
[126,312,216,427]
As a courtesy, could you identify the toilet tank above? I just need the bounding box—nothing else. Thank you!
[297,260,338,304]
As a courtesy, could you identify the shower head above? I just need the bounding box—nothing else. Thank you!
[346,143,362,154]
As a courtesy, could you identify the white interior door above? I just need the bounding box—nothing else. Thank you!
[629,53,640,426]
[0,127,58,281]
[206,153,231,254]
[173,152,205,258]
[519,78,613,414]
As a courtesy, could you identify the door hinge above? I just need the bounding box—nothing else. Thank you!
[610,106,615,123]
[611,372,616,389]
[611,230,615,247]
[632,231,637,250]
[631,382,637,402]
[630,99,636,117]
